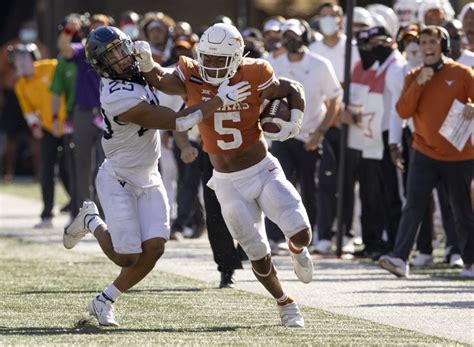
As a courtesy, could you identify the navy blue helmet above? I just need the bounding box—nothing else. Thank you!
[85,26,140,80]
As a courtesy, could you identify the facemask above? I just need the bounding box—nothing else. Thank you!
[358,49,376,69]
[405,42,422,68]
[265,38,282,52]
[372,45,393,63]
[319,16,338,36]
[19,29,37,43]
[121,24,139,40]
[284,38,304,54]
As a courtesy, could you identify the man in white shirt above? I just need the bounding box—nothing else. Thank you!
[309,2,360,83]
[270,18,342,251]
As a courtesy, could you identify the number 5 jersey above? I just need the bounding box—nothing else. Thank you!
[174,56,276,154]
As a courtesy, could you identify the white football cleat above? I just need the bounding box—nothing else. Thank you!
[278,300,304,328]
[290,247,314,283]
[63,201,98,249]
[87,295,119,327]
[379,255,409,277]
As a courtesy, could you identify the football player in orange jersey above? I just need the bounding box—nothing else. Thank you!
[136,23,313,327]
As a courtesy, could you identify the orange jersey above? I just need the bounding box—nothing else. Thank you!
[175,56,276,154]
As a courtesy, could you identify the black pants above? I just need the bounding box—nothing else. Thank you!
[39,130,71,219]
[172,141,204,231]
[393,150,474,264]
[265,138,318,242]
[358,131,401,251]
[317,127,358,240]
[401,128,459,256]
[200,152,243,273]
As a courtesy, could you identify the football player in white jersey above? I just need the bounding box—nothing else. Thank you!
[63,26,251,326]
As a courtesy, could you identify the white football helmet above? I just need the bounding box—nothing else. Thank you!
[197,23,244,85]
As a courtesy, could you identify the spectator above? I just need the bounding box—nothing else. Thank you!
[343,25,405,259]
[394,0,422,27]
[444,19,474,67]
[0,19,49,182]
[242,27,265,58]
[140,12,175,65]
[309,2,360,83]
[57,14,111,217]
[379,26,474,278]
[119,11,141,41]
[9,43,70,228]
[458,3,474,51]
[262,16,286,63]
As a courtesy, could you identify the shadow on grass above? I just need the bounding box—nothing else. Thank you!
[0,323,272,336]
[17,287,203,295]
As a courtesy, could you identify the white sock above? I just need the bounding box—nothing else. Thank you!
[85,215,106,234]
[276,292,292,305]
[100,283,122,302]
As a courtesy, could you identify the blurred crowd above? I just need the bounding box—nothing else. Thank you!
[0,0,473,279]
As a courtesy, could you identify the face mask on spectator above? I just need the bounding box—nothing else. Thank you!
[266,38,282,51]
[372,44,393,63]
[121,24,139,40]
[19,29,37,43]
[319,16,338,36]
[358,49,376,69]
[284,37,304,53]
[405,42,423,67]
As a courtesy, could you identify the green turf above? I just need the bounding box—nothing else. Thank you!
[0,181,69,207]
[0,238,464,346]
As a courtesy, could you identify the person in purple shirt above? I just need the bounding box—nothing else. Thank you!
[57,14,112,217]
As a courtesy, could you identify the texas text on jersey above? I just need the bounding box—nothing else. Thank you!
[174,55,276,154]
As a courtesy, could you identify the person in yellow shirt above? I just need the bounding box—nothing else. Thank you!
[9,43,72,228]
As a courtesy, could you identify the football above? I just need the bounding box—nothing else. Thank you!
[259,99,290,133]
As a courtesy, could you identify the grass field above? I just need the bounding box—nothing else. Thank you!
[0,181,69,207]
[0,237,464,346]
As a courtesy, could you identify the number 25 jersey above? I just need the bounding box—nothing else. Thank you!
[175,56,276,154]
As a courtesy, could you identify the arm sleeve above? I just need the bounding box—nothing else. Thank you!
[174,56,188,83]
[387,63,406,144]
[395,71,424,119]
[14,82,35,115]
[71,43,85,63]
[257,59,277,92]
[49,59,64,96]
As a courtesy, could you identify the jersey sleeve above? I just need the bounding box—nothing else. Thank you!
[174,56,193,83]
[256,59,277,92]
[14,81,35,115]
[101,80,148,116]
[49,59,64,96]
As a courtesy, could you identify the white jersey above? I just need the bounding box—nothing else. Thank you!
[100,78,161,188]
